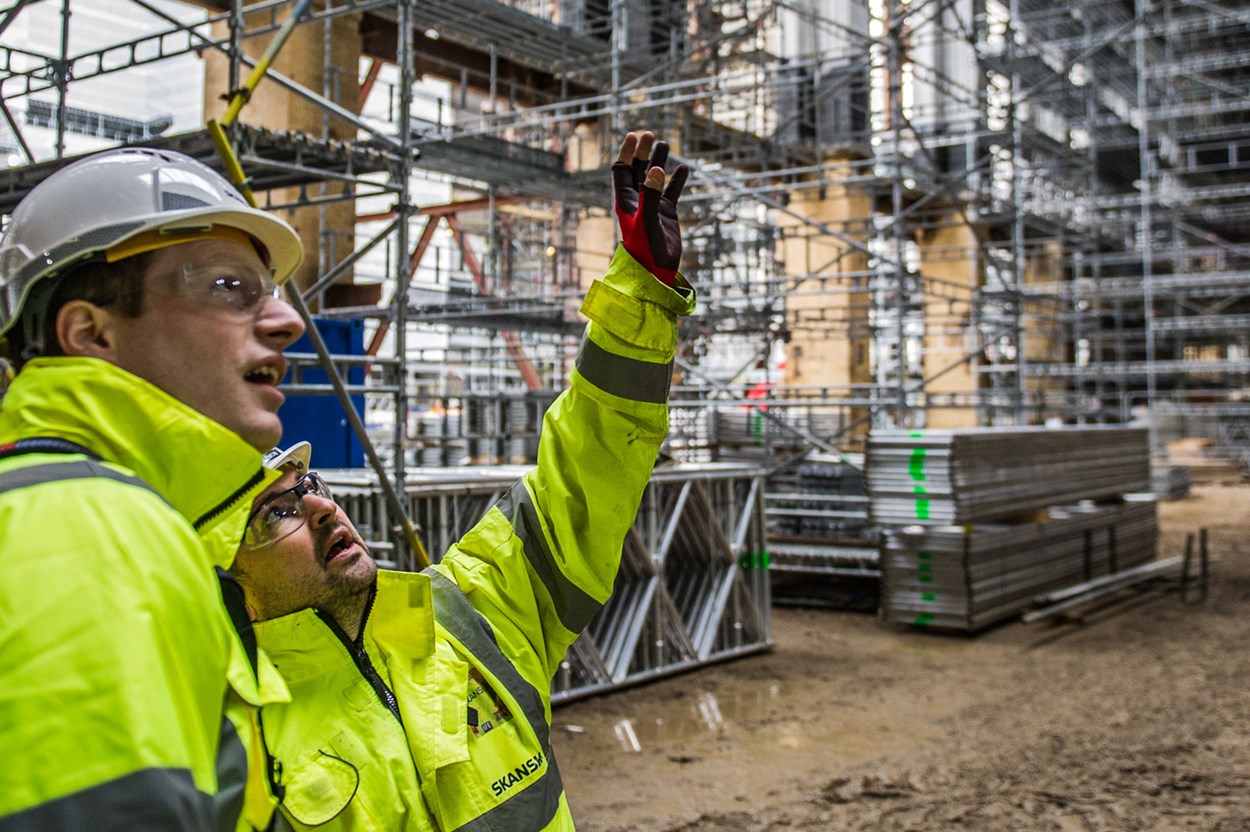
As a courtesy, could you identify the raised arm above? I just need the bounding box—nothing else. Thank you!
[433,130,696,685]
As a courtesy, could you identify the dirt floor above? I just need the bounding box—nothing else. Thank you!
[552,484,1250,831]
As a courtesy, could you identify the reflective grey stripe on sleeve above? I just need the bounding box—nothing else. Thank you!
[0,459,161,499]
[213,716,247,832]
[425,570,564,832]
[0,768,214,831]
[575,337,672,404]
[494,482,603,635]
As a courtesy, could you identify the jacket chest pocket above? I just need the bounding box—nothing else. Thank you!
[280,745,361,828]
[278,719,408,830]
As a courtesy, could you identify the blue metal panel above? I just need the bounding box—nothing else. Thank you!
[279,317,365,468]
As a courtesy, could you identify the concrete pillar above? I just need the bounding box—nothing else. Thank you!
[568,125,617,297]
[202,6,369,305]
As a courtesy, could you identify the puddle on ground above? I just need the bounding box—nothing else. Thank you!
[562,682,938,759]
[565,687,773,752]
[608,688,745,749]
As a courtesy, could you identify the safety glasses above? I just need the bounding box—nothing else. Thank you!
[242,471,335,551]
[172,262,282,317]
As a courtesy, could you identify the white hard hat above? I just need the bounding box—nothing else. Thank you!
[263,441,312,473]
[0,146,304,345]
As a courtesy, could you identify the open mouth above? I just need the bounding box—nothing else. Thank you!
[245,364,283,386]
[324,529,358,564]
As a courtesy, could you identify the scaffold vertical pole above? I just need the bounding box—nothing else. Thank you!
[888,0,910,428]
[1135,0,1158,454]
[394,0,415,557]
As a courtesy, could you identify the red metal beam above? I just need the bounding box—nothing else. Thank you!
[362,204,546,391]
[357,195,527,224]
[358,58,382,111]
[446,215,543,391]
[366,215,440,357]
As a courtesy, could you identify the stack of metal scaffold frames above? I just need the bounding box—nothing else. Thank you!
[881,496,1159,632]
[323,462,773,703]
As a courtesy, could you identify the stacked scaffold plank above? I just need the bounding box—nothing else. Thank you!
[865,426,1151,526]
[867,426,1158,632]
[709,408,847,459]
[323,462,772,703]
[1151,463,1191,501]
[881,496,1159,632]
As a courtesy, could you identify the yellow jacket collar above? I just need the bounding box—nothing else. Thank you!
[256,571,436,679]
[0,356,281,566]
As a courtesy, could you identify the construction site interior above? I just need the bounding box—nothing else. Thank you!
[3,0,1249,828]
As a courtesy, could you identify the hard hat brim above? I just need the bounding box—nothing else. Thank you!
[262,441,312,472]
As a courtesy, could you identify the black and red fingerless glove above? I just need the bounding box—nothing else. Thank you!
[611,141,689,286]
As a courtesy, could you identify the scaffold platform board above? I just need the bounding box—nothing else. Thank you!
[0,125,402,214]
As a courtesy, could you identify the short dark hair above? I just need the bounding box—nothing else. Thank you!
[3,252,153,369]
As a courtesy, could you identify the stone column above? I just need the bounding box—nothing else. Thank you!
[776,154,873,446]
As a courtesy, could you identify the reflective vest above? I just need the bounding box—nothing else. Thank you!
[0,358,288,831]
[258,246,696,831]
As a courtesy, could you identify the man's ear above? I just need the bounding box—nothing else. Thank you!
[55,300,118,360]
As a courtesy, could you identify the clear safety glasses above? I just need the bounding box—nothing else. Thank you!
[242,471,335,551]
[174,262,282,317]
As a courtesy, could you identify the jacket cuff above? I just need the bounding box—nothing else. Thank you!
[595,245,696,316]
[578,246,696,357]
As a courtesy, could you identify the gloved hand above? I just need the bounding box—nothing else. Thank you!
[612,131,690,286]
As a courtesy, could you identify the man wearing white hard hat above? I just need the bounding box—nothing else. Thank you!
[0,148,306,831]
[229,130,694,832]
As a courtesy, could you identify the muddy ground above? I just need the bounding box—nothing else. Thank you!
[553,484,1250,831]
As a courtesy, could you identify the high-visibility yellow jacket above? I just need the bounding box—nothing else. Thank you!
[257,246,696,831]
[0,358,289,831]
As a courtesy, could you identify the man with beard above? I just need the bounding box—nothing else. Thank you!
[228,129,693,830]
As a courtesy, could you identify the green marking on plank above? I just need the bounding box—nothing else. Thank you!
[908,447,927,481]
[913,613,934,626]
[915,499,930,520]
[918,544,937,596]
[738,551,771,570]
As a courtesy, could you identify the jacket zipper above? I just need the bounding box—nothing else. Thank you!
[0,437,99,461]
[317,590,403,725]
[194,466,266,531]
